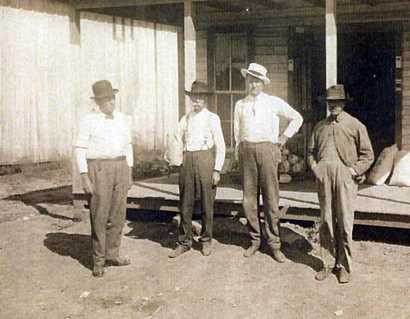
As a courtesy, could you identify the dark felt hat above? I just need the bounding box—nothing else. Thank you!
[326,84,351,101]
[91,80,119,99]
[185,81,212,96]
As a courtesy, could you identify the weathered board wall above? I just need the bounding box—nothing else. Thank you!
[254,26,289,101]
[0,0,180,165]
[402,25,410,150]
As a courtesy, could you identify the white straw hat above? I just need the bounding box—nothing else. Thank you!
[241,63,270,85]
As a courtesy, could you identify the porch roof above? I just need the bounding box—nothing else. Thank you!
[73,0,410,27]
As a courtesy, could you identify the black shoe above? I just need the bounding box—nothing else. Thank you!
[92,266,105,278]
[105,256,131,267]
[201,241,213,256]
[168,245,190,258]
[243,244,260,257]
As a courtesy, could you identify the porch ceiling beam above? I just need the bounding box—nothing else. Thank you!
[205,1,244,12]
[302,0,325,7]
[73,0,206,9]
[251,0,287,10]
[354,0,377,6]
[197,1,410,24]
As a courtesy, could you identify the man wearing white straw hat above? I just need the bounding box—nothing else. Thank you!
[168,80,226,258]
[234,63,303,262]
[74,80,133,278]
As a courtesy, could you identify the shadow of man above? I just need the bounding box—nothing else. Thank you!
[278,226,323,272]
[125,210,176,249]
[44,232,92,270]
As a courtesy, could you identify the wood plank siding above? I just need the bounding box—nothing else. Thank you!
[0,0,180,165]
[402,25,410,150]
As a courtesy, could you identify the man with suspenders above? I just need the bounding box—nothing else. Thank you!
[169,81,226,258]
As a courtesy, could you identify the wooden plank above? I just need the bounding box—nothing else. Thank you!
[302,0,325,7]
[354,0,378,6]
[197,1,410,27]
[69,3,81,45]
[74,0,207,9]
[252,0,287,10]
[325,0,337,90]
[177,28,185,120]
[73,176,410,229]
[184,0,196,114]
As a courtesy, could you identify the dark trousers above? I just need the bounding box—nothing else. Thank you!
[317,161,357,273]
[178,150,216,247]
[88,158,129,267]
[239,142,281,249]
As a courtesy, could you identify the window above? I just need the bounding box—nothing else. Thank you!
[211,33,248,148]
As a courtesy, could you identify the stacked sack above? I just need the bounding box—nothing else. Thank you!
[278,147,306,184]
[367,144,410,187]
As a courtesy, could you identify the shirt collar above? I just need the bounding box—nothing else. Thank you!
[245,92,265,103]
[328,111,347,123]
[189,107,208,117]
[95,109,118,119]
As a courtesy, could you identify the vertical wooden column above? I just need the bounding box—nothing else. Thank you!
[69,2,81,46]
[325,0,337,89]
[184,0,196,114]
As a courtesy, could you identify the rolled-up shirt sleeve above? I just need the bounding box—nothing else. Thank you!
[211,115,226,172]
[275,97,303,138]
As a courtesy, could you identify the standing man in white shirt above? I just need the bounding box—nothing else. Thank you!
[169,81,226,258]
[234,63,303,262]
[74,80,133,277]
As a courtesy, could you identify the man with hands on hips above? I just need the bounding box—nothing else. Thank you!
[234,63,303,262]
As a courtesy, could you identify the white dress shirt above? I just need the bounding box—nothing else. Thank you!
[234,92,303,147]
[177,108,226,171]
[74,110,133,173]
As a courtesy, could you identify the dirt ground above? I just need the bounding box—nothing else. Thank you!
[1,168,410,319]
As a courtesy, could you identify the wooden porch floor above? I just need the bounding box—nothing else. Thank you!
[75,174,410,229]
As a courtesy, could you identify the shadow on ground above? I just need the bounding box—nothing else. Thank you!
[44,232,93,270]
[125,210,322,271]
[125,210,176,249]
[6,186,76,221]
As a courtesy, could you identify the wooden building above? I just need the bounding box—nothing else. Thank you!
[75,0,410,160]
[0,0,181,165]
[2,0,410,167]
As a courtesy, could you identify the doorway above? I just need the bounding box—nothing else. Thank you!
[338,28,396,156]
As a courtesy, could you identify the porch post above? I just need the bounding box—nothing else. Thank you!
[184,0,196,114]
[325,0,337,90]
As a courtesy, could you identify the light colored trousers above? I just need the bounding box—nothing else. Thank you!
[88,158,129,267]
[317,160,357,273]
[239,142,282,249]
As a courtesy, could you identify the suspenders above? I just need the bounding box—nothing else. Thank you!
[185,112,212,151]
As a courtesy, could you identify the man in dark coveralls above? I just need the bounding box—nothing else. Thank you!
[308,84,374,284]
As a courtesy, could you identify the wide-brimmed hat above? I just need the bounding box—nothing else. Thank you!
[241,63,270,85]
[91,80,119,99]
[185,81,212,96]
[326,84,351,101]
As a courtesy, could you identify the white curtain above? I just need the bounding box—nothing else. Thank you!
[0,3,180,165]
